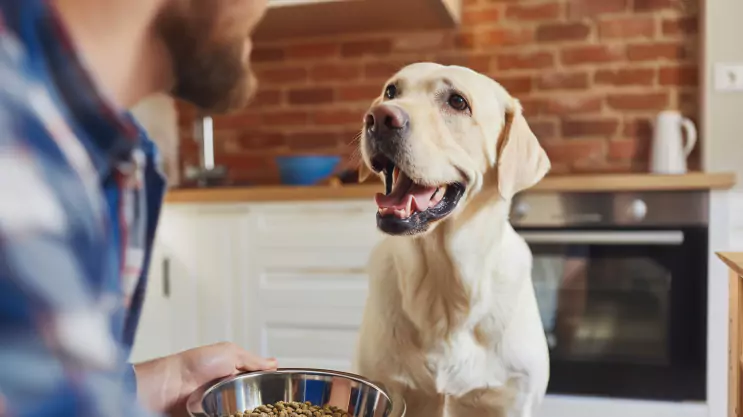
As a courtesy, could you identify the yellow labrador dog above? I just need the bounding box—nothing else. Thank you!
[353,63,551,417]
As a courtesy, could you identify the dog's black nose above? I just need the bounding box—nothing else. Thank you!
[365,104,409,135]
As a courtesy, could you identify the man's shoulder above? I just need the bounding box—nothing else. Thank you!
[0,24,52,144]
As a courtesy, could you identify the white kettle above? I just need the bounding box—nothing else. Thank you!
[650,111,697,174]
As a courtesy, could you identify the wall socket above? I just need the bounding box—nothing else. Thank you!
[714,63,743,92]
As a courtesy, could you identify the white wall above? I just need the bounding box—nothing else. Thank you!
[130,94,180,187]
[702,2,743,415]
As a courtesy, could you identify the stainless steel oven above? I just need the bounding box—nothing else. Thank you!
[511,191,708,401]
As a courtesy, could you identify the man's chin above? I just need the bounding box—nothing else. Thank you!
[178,81,256,115]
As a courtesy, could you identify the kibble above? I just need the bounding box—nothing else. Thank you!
[229,401,350,417]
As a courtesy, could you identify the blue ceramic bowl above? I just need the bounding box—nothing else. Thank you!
[276,155,341,186]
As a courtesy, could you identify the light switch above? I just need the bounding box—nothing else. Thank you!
[714,63,743,92]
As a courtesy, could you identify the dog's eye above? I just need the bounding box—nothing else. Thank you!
[447,94,469,111]
[384,84,397,100]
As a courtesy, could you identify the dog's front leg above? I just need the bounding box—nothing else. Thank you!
[400,387,445,417]
[445,386,515,417]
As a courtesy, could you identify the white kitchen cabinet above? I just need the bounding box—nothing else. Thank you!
[130,204,254,362]
[244,201,381,371]
[131,200,383,371]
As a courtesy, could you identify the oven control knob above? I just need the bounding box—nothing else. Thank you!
[629,199,647,221]
[512,201,530,219]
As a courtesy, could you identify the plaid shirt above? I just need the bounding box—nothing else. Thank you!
[0,1,166,416]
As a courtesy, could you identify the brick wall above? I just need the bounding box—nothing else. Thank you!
[177,0,699,185]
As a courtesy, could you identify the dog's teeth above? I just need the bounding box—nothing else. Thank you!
[405,195,413,216]
[430,187,440,201]
[394,209,406,218]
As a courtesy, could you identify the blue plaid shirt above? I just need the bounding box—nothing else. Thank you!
[0,1,166,416]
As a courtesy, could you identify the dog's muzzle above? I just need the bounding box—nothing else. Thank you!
[364,103,410,157]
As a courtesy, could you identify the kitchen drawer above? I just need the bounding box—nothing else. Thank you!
[258,270,369,308]
[256,246,374,270]
[250,201,381,249]
[258,307,363,371]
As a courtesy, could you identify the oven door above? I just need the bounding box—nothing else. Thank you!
[519,227,707,401]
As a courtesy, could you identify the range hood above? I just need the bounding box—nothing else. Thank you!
[254,0,461,41]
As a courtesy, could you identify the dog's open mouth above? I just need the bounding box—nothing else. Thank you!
[370,155,466,235]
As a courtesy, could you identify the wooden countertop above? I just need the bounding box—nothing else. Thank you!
[719,253,743,277]
[165,172,736,204]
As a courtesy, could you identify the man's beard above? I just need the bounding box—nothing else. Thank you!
[156,12,256,114]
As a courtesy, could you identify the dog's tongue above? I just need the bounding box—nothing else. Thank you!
[375,171,438,212]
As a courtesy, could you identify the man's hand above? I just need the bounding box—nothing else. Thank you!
[134,342,278,416]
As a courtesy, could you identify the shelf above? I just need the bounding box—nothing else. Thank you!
[254,0,462,41]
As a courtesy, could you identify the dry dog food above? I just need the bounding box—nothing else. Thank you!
[233,400,350,417]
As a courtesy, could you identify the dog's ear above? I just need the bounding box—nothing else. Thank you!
[496,99,551,200]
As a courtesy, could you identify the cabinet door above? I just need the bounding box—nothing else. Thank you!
[129,207,181,362]
[130,204,252,361]
[244,201,381,371]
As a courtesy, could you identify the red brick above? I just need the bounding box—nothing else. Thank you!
[568,0,627,18]
[248,89,283,107]
[562,118,620,137]
[288,88,334,105]
[659,65,698,86]
[662,17,698,36]
[452,32,476,49]
[497,76,533,94]
[627,42,686,61]
[678,91,698,113]
[237,131,286,150]
[561,45,625,66]
[571,159,636,173]
[623,118,653,139]
[542,96,603,115]
[463,6,501,24]
[599,17,655,39]
[313,109,365,126]
[262,111,308,125]
[594,68,656,86]
[519,98,544,115]
[497,51,554,70]
[393,33,450,52]
[608,138,645,160]
[633,0,681,12]
[607,92,669,110]
[251,47,284,63]
[309,63,361,82]
[338,84,383,102]
[536,23,591,42]
[364,60,413,80]
[542,140,606,163]
[505,2,561,20]
[212,113,261,130]
[284,131,342,150]
[219,154,276,171]
[255,66,307,84]
[286,42,339,60]
[478,28,534,47]
[536,72,589,90]
[436,54,492,73]
[176,100,197,126]
[527,119,558,139]
[225,154,281,184]
[341,39,392,57]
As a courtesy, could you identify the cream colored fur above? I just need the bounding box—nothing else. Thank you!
[354,63,551,417]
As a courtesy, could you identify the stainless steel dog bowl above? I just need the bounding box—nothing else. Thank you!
[187,368,406,417]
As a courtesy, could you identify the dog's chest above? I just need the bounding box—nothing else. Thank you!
[423,330,509,397]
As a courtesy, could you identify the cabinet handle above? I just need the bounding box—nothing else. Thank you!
[162,258,170,298]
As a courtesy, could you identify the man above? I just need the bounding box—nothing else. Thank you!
[0,0,274,416]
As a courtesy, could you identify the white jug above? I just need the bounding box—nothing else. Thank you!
[650,111,697,174]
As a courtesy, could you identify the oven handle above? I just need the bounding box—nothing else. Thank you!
[517,230,684,245]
